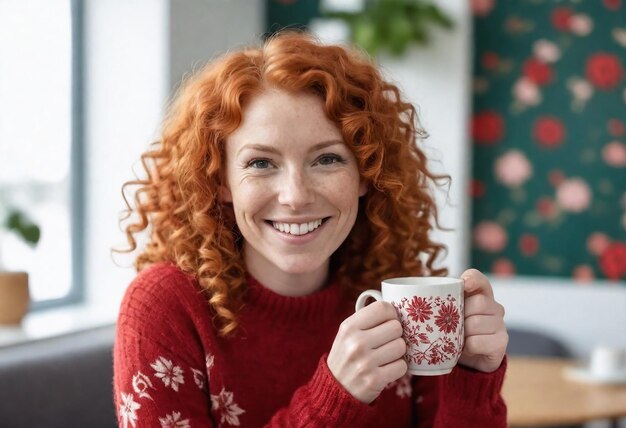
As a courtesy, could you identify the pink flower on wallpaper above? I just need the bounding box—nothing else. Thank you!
[602,141,626,167]
[613,28,626,49]
[573,265,595,283]
[513,78,541,106]
[569,14,593,36]
[608,119,626,137]
[600,242,626,280]
[472,111,505,145]
[533,40,561,63]
[551,7,574,32]
[567,77,594,102]
[603,0,622,11]
[523,58,553,85]
[474,221,508,252]
[587,232,611,256]
[494,150,533,187]
[556,178,592,213]
[586,53,624,90]
[534,117,566,148]
[491,258,515,277]
[472,0,495,17]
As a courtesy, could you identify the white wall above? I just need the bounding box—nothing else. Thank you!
[84,0,168,310]
[376,0,472,278]
[84,0,264,312]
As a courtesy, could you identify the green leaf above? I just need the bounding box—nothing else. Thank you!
[424,4,454,29]
[4,209,41,246]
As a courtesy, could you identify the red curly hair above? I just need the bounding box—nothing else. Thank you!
[118,31,448,337]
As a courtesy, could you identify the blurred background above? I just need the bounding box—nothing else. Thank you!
[0,0,624,427]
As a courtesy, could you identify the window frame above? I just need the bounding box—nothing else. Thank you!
[29,0,85,311]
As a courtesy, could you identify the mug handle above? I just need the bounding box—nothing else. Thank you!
[355,290,383,312]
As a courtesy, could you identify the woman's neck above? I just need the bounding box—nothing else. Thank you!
[243,246,329,297]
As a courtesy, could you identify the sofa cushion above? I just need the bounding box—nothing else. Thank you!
[0,325,116,428]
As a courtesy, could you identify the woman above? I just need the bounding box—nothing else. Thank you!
[114,32,508,427]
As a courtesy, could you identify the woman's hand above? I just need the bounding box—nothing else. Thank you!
[327,301,408,404]
[458,269,508,373]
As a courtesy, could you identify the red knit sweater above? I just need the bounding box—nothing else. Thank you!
[114,263,507,427]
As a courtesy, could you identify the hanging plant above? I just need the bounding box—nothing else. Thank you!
[324,0,454,57]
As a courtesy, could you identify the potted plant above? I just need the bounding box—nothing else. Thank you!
[0,205,40,325]
[323,0,454,57]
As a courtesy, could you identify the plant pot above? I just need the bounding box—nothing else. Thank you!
[0,271,30,325]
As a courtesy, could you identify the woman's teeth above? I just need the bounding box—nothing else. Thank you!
[272,219,323,236]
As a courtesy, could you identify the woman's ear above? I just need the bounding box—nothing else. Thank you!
[358,179,368,197]
[219,185,233,203]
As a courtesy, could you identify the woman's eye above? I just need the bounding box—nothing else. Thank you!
[249,159,271,169]
[317,154,344,166]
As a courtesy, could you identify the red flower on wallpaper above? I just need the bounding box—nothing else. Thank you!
[586,53,624,90]
[533,117,565,147]
[523,58,553,85]
[472,0,495,17]
[608,118,626,137]
[435,303,460,334]
[603,0,622,11]
[599,242,626,280]
[472,111,505,145]
[470,179,486,198]
[536,197,558,219]
[551,7,574,32]
[481,51,500,71]
[519,234,539,256]
[406,297,433,323]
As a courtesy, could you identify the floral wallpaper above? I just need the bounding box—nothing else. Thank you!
[470,0,626,282]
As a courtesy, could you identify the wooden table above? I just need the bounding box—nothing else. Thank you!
[503,357,626,427]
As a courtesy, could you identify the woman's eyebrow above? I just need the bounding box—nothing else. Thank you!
[309,140,345,152]
[237,144,281,156]
[237,140,345,156]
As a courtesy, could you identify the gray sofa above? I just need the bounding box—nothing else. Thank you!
[0,325,117,428]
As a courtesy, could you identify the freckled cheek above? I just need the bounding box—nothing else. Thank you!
[232,181,274,219]
[316,174,362,209]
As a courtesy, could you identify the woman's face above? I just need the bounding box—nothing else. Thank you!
[222,88,367,291]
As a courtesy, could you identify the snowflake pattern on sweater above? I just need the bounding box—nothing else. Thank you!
[114,263,507,427]
[119,352,246,427]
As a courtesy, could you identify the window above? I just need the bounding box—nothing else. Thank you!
[0,0,83,308]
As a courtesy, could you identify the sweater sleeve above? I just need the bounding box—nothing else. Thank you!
[413,357,508,428]
[264,353,377,427]
[113,266,216,427]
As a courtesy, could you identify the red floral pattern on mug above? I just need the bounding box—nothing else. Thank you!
[406,297,433,323]
[393,295,463,367]
[434,303,461,334]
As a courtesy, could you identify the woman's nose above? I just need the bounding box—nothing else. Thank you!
[277,168,315,209]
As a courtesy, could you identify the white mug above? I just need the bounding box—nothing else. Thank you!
[356,277,464,376]
[589,346,626,378]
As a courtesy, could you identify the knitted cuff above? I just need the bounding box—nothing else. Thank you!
[443,355,508,407]
[302,354,376,425]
